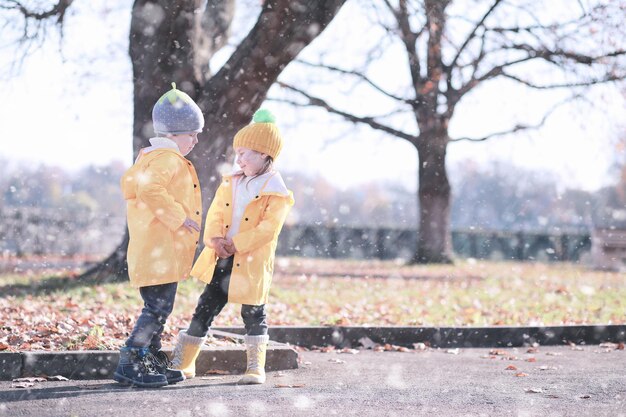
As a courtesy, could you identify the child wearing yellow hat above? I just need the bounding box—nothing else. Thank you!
[171,109,294,384]
[114,83,204,388]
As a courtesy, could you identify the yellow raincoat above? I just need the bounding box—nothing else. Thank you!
[190,172,294,305]
[121,147,202,288]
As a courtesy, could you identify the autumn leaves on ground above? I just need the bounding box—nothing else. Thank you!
[0,258,624,352]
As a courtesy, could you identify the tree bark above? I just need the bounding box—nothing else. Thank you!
[129,0,231,160]
[79,230,130,282]
[412,128,453,264]
[191,0,348,201]
[411,1,453,264]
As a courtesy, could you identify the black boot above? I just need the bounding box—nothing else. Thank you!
[150,349,185,384]
[114,347,168,388]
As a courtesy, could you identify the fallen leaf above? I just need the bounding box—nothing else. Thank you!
[200,376,224,381]
[275,384,305,388]
[328,359,346,364]
[490,349,508,356]
[13,377,46,383]
[579,395,591,399]
[599,343,618,349]
[617,342,625,350]
[554,286,568,294]
[413,343,427,351]
[505,365,518,371]
[515,372,528,377]
[203,370,230,375]
[446,348,460,355]
[537,366,557,371]
[46,375,69,381]
[545,352,562,356]
[524,388,543,393]
[338,348,359,354]
[526,347,538,354]
[82,335,101,350]
[359,337,376,349]
[11,382,35,389]
[0,342,9,351]
[274,372,286,377]
[525,358,537,362]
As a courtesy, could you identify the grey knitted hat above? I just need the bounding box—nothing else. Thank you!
[152,83,204,135]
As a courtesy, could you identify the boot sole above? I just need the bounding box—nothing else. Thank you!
[238,377,265,385]
[166,375,185,384]
[113,372,168,388]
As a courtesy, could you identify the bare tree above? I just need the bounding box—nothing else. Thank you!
[277,0,626,263]
[3,0,347,280]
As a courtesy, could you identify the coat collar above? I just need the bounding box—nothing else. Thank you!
[143,137,181,154]
[224,170,290,197]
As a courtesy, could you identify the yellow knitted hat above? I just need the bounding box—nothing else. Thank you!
[233,109,283,160]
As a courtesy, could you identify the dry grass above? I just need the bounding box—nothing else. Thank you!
[0,257,624,351]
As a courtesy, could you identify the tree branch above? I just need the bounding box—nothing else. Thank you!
[1,0,73,23]
[385,0,424,88]
[277,82,417,143]
[447,0,503,71]
[450,93,583,142]
[0,0,75,75]
[501,72,625,90]
[505,43,626,66]
[294,59,417,106]
[195,0,347,165]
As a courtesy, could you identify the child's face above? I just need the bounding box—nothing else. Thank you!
[169,132,199,156]
[235,147,268,177]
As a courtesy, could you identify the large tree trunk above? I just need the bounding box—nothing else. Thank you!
[129,0,233,160]
[410,1,453,264]
[411,127,453,264]
[79,230,129,282]
[81,0,346,282]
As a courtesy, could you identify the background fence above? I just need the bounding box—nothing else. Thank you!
[0,207,591,263]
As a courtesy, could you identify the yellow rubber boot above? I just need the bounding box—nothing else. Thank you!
[238,334,269,384]
[171,330,205,379]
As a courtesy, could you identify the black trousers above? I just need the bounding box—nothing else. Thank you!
[126,282,178,350]
[186,256,267,337]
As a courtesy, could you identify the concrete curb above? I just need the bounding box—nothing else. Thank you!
[0,342,298,381]
[214,324,626,349]
[3,325,624,380]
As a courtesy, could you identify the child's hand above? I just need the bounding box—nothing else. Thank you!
[182,218,201,233]
[223,238,237,255]
[208,237,223,249]
[209,237,231,258]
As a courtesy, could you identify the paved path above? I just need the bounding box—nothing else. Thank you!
[1,346,625,416]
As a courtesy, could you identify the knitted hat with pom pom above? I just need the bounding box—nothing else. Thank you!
[152,83,204,135]
[233,109,283,160]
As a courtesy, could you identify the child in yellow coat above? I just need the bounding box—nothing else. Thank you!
[114,84,204,388]
[172,109,294,384]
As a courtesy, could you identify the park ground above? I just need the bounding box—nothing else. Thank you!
[1,345,625,416]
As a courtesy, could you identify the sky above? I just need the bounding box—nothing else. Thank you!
[0,0,624,193]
